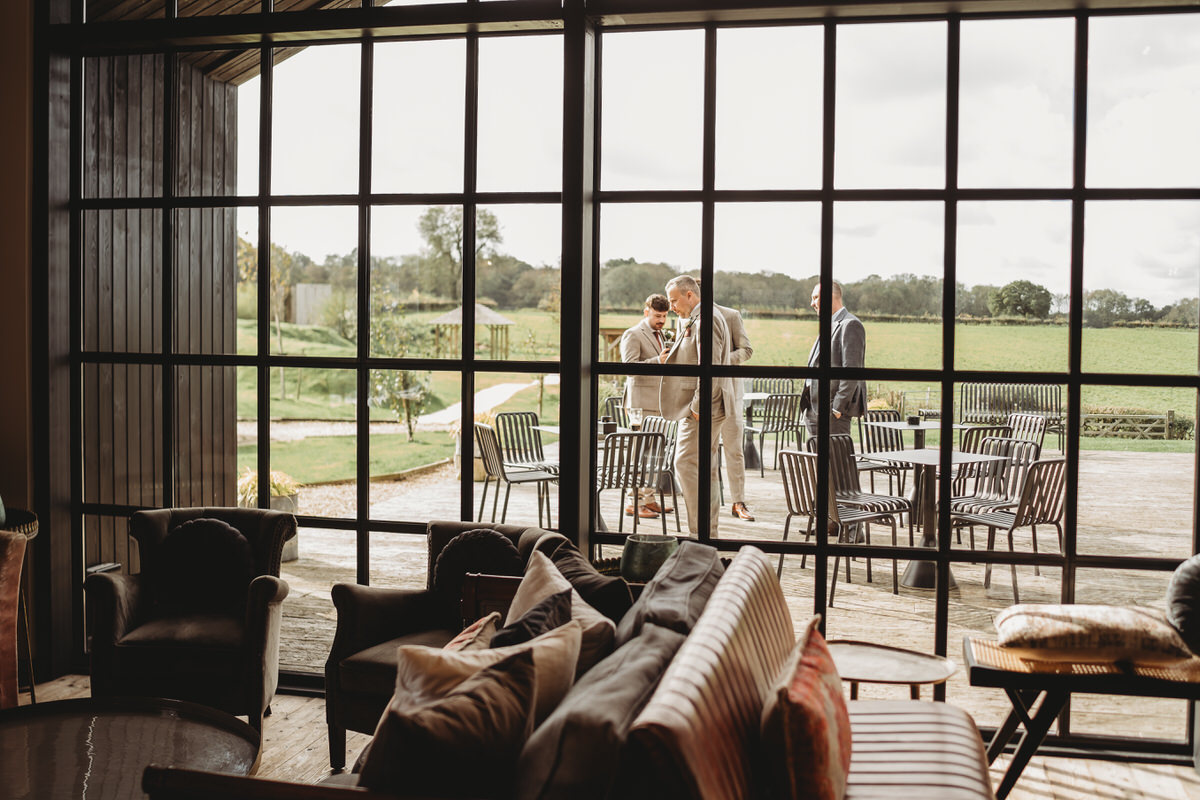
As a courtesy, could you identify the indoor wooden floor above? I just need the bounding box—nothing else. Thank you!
[18,676,1200,799]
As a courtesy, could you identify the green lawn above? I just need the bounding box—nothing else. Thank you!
[238,432,455,484]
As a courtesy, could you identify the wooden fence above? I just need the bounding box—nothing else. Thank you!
[1080,412,1176,440]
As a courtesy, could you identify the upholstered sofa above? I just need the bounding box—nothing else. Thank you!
[144,521,996,800]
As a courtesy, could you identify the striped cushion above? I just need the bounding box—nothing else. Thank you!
[618,546,795,800]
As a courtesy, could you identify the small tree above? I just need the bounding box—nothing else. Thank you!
[988,280,1052,318]
[369,297,435,441]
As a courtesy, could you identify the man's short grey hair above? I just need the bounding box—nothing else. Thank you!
[666,275,701,296]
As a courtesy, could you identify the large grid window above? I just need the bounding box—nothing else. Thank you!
[50,0,1200,758]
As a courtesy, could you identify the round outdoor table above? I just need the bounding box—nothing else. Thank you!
[0,696,260,800]
[827,639,957,700]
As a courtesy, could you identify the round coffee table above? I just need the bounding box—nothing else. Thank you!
[827,640,957,700]
[0,696,260,799]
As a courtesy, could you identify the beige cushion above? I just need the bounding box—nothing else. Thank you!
[995,603,1192,664]
[444,611,502,652]
[393,620,581,723]
[617,546,795,800]
[509,551,616,675]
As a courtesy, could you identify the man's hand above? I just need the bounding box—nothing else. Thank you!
[691,411,700,421]
[833,410,842,419]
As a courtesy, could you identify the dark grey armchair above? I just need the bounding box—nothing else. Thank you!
[85,507,296,729]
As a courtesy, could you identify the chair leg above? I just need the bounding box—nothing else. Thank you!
[329,725,346,771]
[830,555,842,606]
[500,484,513,523]
[778,515,792,578]
[863,523,873,584]
[491,480,502,523]
[759,432,766,478]
[1031,524,1040,576]
[658,488,668,536]
[984,526,997,588]
[477,477,490,522]
[890,520,899,594]
[1008,527,1020,604]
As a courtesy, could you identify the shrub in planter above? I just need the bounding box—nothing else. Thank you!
[237,467,301,560]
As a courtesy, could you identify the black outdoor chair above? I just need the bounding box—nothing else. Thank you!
[745,393,803,476]
[594,431,670,539]
[640,415,682,532]
[474,422,556,528]
[857,408,910,494]
[494,411,559,476]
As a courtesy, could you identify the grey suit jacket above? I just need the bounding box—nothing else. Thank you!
[715,303,752,404]
[659,308,736,422]
[803,307,867,418]
[620,318,665,413]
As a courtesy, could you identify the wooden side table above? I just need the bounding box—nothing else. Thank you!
[827,639,957,700]
[1,509,37,705]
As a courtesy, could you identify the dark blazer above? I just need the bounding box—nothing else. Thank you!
[802,306,867,418]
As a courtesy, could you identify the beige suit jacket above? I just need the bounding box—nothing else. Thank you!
[715,303,752,404]
[659,308,736,421]
[620,318,665,414]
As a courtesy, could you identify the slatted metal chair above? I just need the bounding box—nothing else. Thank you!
[857,408,909,494]
[949,437,1040,549]
[778,449,903,600]
[1006,413,1047,455]
[594,431,670,537]
[950,458,1068,604]
[474,423,555,527]
[494,411,559,476]
[603,396,629,429]
[640,415,682,532]
[748,377,795,419]
[745,393,803,476]
[813,434,915,541]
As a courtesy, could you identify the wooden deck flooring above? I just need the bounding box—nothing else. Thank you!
[18,674,1200,799]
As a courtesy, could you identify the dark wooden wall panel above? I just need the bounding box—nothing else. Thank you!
[82,55,237,569]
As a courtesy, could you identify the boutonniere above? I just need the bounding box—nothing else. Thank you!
[682,316,698,337]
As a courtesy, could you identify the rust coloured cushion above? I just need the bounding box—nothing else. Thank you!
[760,617,852,800]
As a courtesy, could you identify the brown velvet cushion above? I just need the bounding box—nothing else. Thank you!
[1167,554,1200,655]
[154,518,255,614]
[357,649,537,798]
[508,552,615,676]
[614,540,724,648]
[551,542,634,624]
[518,529,570,563]
[433,528,523,609]
[491,589,572,649]
[339,629,460,695]
[514,623,687,800]
[120,614,244,649]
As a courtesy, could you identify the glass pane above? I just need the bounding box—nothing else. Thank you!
[1082,201,1200,374]
[955,201,1071,372]
[958,18,1074,189]
[715,26,823,190]
[599,203,702,364]
[83,209,163,354]
[1088,14,1200,188]
[175,50,255,197]
[369,369,461,522]
[269,206,359,353]
[1071,569,1187,741]
[478,35,563,192]
[271,44,360,195]
[173,208,241,354]
[835,22,946,189]
[369,531,429,588]
[279,527,355,674]
[83,55,164,199]
[1078,385,1195,558]
[236,209,258,353]
[472,372,561,529]
[832,201,943,370]
[269,368,357,518]
[477,204,561,362]
[237,73,260,196]
[373,39,465,194]
[83,364,163,508]
[236,365,257,495]
[713,202,821,368]
[175,365,239,507]
[601,30,704,190]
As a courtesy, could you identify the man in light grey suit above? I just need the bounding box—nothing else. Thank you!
[620,293,671,518]
[659,275,736,536]
[801,280,867,437]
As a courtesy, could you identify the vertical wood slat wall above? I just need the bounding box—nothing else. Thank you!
[82,54,237,574]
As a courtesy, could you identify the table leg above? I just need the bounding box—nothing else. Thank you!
[901,465,957,589]
[994,689,1069,800]
[986,688,1040,764]
[743,407,761,472]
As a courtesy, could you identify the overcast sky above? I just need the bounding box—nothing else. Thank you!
[237,13,1200,307]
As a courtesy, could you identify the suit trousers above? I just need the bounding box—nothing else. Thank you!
[718,409,745,505]
[804,408,854,439]
[675,408,726,536]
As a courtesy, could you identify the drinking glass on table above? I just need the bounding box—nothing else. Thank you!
[628,407,643,429]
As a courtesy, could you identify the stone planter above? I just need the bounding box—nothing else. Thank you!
[270,494,300,561]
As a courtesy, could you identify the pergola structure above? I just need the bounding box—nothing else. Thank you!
[430,304,513,360]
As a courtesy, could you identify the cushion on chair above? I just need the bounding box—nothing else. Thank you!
[518,529,570,563]
[1167,554,1200,655]
[152,518,256,614]
[357,649,537,799]
[514,622,687,800]
[393,620,581,725]
[614,540,724,648]
[550,542,635,624]
[432,529,524,610]
[995,603,1193,664]
[119,614,244,649]
[508,552,615,676]
[490,589,573,649]
[760,616,852,800]
[339,629,461,695]
[444,612,503,652]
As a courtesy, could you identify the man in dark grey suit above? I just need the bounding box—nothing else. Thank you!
[800,281,866,437]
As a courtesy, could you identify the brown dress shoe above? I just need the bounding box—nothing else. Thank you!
[731,502,755,521]
[643,501,673,514]
[626,505,659,519]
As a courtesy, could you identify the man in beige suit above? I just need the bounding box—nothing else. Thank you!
[697,279,755,521]
[658,275,736,536]
[620,294,671,518]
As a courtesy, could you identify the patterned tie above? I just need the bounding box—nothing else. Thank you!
[655,330,663,351]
